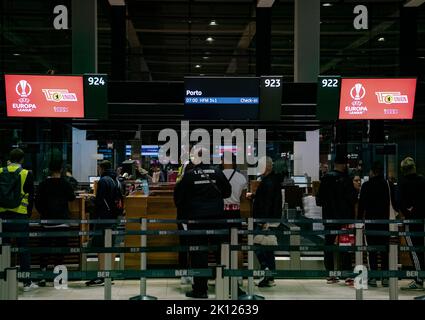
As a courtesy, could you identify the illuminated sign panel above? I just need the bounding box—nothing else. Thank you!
[339,78,416,120]
[5,74,84,118]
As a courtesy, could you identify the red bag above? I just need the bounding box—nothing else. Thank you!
[337,224,355,246]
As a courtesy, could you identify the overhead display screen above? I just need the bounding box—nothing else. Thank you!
[184,77,259,120]
[338,78,417,120]
[141,145,159,157]
[5,74,85,118]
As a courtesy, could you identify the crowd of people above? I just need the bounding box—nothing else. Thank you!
[1,146,424,298]
[317,155,425,290]
[0,149,124,290]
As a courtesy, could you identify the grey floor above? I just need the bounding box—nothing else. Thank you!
[18,279,423,300]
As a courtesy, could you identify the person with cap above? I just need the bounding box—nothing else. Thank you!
[398,157,425,290]
[316,152,357,285]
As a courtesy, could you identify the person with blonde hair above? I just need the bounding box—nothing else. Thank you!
[399,157,425,290]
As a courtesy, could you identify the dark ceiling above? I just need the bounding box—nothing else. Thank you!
[1,0,425,81]
[1,0,425,143]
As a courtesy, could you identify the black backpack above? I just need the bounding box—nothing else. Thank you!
[103,176,124,218]
[0,167,24,209]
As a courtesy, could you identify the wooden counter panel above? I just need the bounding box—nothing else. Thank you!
[124,195,252,268]
[125,195,178,268]
[146,201,178,266]
[124,196,148,268]
[30,197,86,269]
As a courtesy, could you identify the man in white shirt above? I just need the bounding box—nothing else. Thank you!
[222,155,247,296]
[223,157,247,219]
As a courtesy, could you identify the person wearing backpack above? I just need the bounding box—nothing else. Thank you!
[0,148,37,291]
[86,160,123,286]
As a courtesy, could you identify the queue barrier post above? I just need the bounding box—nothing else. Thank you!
[215,264,225,300]
[1,245,11,300]
[416,221,425,299]
[355,223,364,300]
[239,218,264,300]
[413,220,425,300]
[130,218,157,300]
[389,220,399,300]
[221,243,230,300]
[5,267,17,300]
[0,219,5,300]
[230,227,239,300]
[104,228,112,300]
[288,224,301,270]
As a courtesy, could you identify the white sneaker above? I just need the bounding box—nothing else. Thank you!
[23,282,39,292]
[180,276,192,285]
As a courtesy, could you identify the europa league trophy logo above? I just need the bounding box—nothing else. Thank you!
[350,83,366,101]
[15,80,32,98]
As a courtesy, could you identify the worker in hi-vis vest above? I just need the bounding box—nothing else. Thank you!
[0,148,37,291]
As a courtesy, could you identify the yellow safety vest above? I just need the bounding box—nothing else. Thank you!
[176,164,184,183]
[0,164,29,214]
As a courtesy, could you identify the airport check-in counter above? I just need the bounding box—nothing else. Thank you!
[124,186,252,269]
[30,195,90,269]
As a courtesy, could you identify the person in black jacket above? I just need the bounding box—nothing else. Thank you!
[36,159,75,287]
[63,164,78,191]
[174,159,195,285]
[86,160,122,286]
[247,157,282,288]
[398,157,425,290]
[316,154,357,285]
[174,148,231,299]
[358,161,392,287]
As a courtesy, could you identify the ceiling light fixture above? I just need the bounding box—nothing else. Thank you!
[209,20,217,26]
[203,56,209,60]
[13,53,21,56]
[322,3,332,7]
[206,37,214,42]
[195,64,201,68]
[257,0,275,7]
[378,37,385,42]
[404,0,425,7]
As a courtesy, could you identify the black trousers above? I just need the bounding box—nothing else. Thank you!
[178,223,189,268]
[366,233,389,276]
[254,223,276,280]
[324,224,352,274]
[40,226,69,271]
[188,222,226,294]
[406,224,425,283]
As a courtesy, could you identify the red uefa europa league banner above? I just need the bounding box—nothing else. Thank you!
[339,78,417,120]
[5,74,84,118]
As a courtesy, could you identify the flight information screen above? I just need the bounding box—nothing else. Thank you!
[184,77,259,120]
